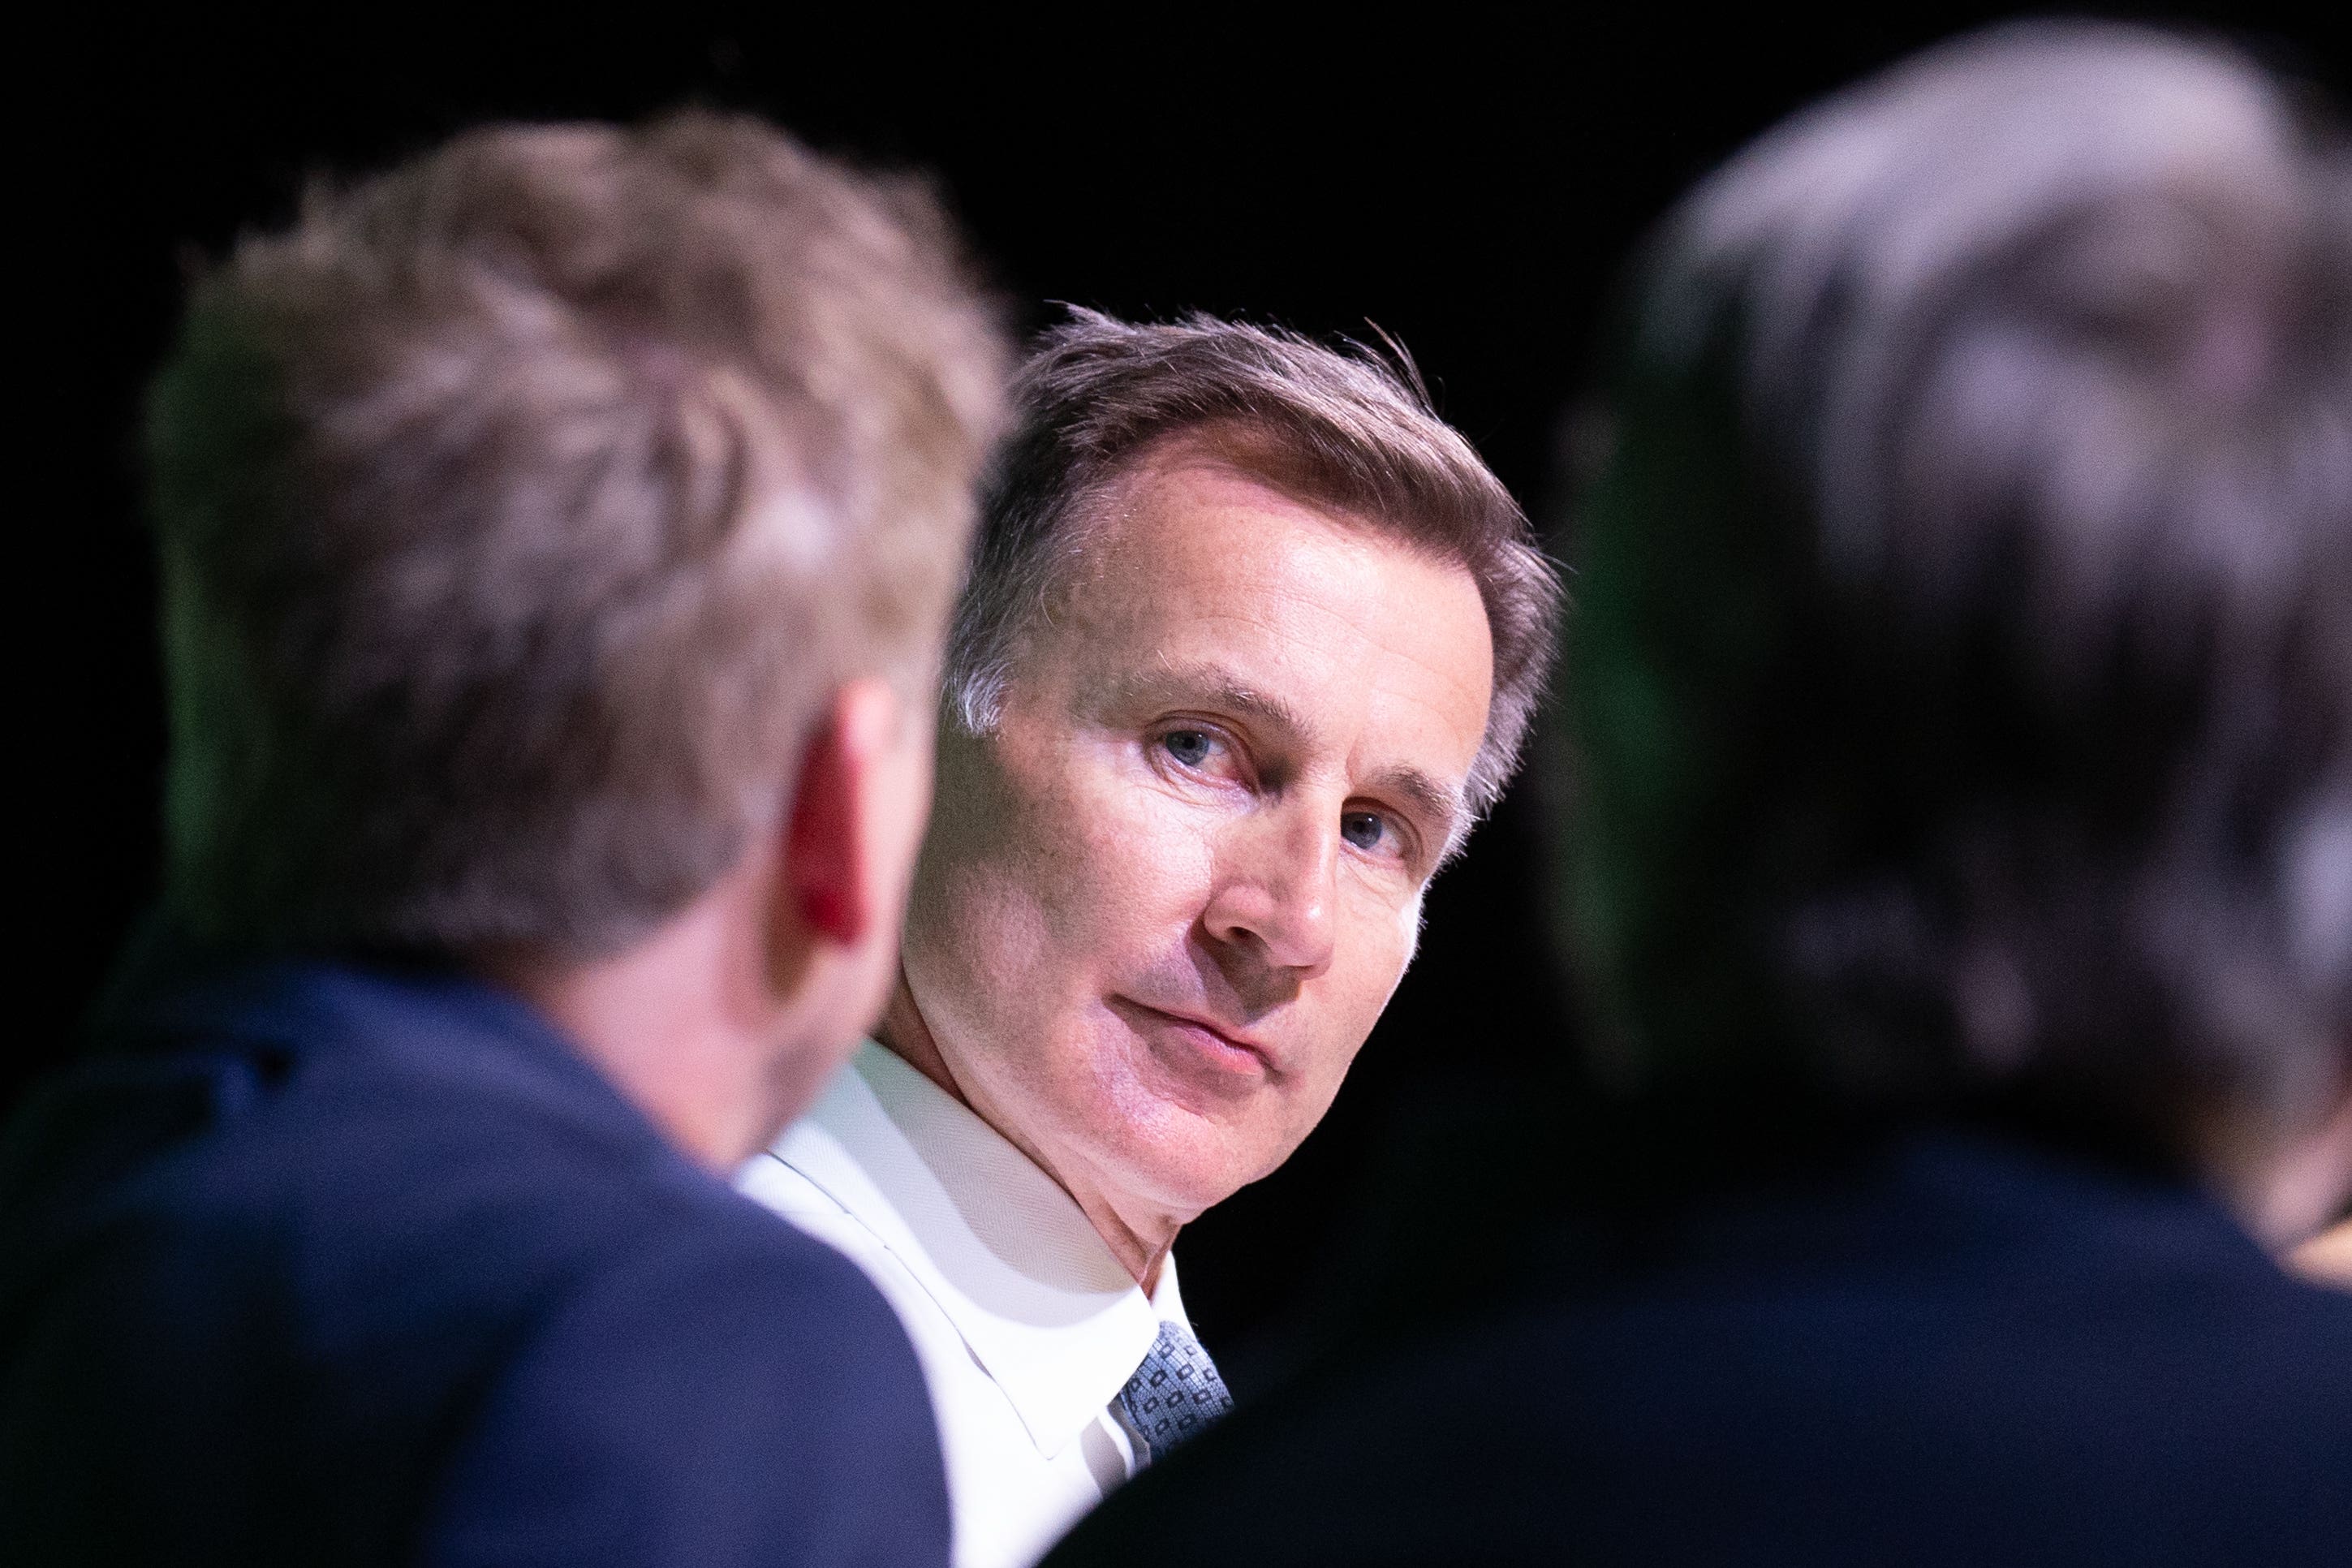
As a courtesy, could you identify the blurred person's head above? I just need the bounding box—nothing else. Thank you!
[884,311,1560,1274]
[147,111,1009,1162]
[1560,22,2352,1241]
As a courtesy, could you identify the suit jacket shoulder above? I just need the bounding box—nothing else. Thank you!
[1045,1129,2352,1568]
[1,953,948,1568]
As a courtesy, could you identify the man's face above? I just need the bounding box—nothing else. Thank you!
[900,446,1494,1232]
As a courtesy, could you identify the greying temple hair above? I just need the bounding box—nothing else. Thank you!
[1566,23,2352,1146]
[946,309,1562,818]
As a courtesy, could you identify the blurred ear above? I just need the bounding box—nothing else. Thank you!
[782,678,908,947]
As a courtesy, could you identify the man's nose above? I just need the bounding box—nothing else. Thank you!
[1201,804,1338,975]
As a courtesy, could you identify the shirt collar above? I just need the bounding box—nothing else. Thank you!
[770,1041,1182,1458]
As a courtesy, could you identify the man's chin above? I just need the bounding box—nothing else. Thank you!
[1092,1114,1297,1225]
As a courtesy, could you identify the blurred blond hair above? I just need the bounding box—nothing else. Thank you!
[149,111,1009,957]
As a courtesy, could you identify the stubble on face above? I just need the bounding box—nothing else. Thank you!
[892,444,1495,1277]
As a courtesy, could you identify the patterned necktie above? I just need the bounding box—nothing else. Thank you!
[1114,1319,1234,1467]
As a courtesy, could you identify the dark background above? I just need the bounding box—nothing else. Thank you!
[31,5,2345,1382]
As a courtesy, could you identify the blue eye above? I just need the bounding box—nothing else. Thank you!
[1162,730,1215,769]
[1340,811,1389,851]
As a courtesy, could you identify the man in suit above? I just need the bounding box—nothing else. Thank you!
[1045,23,2352,1566]
[737,312,1562,1568]
[2,112,1006,1564]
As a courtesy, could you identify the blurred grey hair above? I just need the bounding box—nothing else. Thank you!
[946,309,1561,819]
[1590,21,2351,1134]
[1652,22,2350,603]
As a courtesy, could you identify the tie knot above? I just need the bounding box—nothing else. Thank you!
[1114,1320,1233,1467]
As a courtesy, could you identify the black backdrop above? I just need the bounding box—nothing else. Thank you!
[31,5,2345,1383]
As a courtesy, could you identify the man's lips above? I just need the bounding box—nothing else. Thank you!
[1110,997,1276,1075]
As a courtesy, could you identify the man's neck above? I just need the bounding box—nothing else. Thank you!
[480,865,790,1172]
[873,976,1178,1293]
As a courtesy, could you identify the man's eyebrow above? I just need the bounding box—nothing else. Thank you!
[1367,765,1471,854]
[1100,664,1320,748]
[1105,663,1472,847]
[1099,659,1475,851]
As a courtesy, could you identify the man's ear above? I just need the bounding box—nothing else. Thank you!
[783,678,907,946]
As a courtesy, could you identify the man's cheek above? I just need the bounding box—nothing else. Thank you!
[1072,786,1220,920]
[1319,892,1422,1032]
[1395,887,1427,971]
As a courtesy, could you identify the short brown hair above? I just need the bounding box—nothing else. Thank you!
[149,110,1009,956]
[947,310,1560,818]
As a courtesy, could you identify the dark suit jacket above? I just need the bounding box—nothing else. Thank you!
[1047,1128,2352,1566]
[1,943,949,1566]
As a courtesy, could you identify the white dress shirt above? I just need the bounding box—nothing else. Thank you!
[738,1042,1189,1568]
